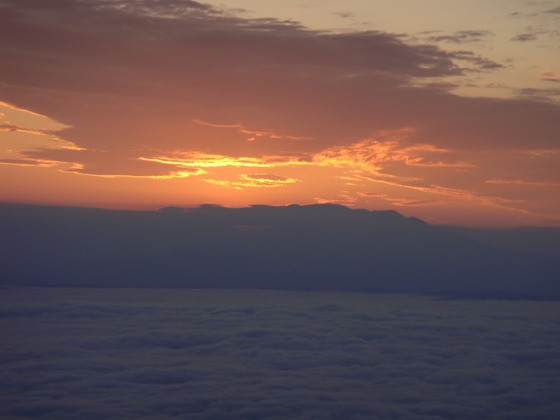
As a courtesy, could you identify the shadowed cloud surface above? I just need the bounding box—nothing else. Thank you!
[1,287,559,419]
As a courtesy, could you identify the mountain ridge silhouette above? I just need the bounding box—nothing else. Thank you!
[1,202,559,299]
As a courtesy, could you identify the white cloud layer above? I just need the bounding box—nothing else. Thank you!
[1,288,559,419]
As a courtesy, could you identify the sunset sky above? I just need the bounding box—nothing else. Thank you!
[1,0,559,226]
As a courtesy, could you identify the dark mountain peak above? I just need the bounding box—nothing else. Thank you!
[197,203,413,227]
[159,206,186,213]
[1,202,559,299]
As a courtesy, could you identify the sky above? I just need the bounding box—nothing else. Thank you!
[1,0,559,226]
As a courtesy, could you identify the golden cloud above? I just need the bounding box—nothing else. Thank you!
[204,173,297,189]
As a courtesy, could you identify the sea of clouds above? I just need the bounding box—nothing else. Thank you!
[1,287,559,419]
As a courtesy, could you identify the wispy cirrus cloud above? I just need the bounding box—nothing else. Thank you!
[204,174,297,189]
[426,30,494,44]
[511,32,538,41]
[545,6,560,14]
[538,71,560,82]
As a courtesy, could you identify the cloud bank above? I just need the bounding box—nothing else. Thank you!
[1,287,559,419]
